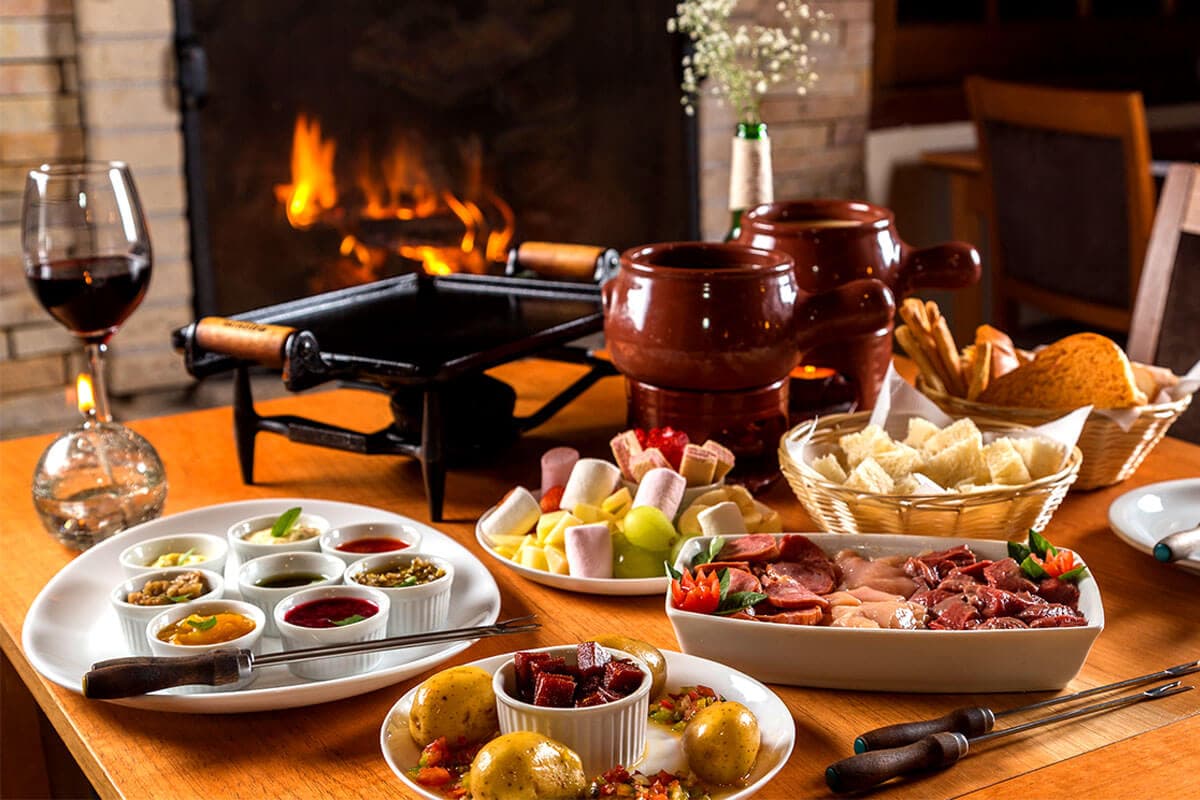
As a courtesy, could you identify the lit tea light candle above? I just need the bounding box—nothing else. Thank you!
[791,364,837,380]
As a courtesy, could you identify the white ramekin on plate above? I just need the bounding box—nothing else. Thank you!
[344,552,453,637]
[319,522,423,566]
[146,599,265,693]
[110,567,224,656]
[227,511,330,563]
[492,644,651,776]
[237,551,345,638]
[273,585,390,680]
[118,533,229,578]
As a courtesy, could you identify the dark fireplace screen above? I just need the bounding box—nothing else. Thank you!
[180,0,697,315]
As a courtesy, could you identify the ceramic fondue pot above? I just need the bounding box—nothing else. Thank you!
[602,242,894,394]
[737,199,981,406]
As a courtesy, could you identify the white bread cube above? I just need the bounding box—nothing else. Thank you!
[873,442,924,480]
[895,473,947,495]
[920,417,982,456]
[903,417,942,449]
[984,438,1032,485]
[838,424,892,469]
[811,453,848,484]
[1012,437,1068,479]
[843,456,895,494]
[919,436,985,487]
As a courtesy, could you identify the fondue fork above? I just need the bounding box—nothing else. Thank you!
[826,681,1193,794]
[853,659,1200,751]
[1154,522,1200,562]
[82,615,540,699]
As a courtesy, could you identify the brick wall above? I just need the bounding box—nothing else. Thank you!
[0,0,193,438]
[697,0,872,240]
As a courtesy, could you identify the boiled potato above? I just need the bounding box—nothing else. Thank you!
[682,701,760,785]
[468,731,587,800]
[589,634,667,699]
[408,666,497,747]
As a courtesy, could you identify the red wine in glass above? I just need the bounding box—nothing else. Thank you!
[26,255,152,344]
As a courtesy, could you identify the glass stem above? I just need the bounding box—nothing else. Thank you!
[85,342,113,422]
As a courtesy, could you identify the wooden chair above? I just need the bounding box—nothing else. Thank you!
[965,77,1156,335]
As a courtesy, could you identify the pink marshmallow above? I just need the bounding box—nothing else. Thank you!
[540,446,579,494]
[564,523,613,579]
[632,467,687,520]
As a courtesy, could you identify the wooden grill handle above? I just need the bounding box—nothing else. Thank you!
[512,242,604,281]
[194,317,297,369]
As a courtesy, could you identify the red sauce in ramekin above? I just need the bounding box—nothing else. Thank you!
[283,597,378,628]
[336,537,410,554]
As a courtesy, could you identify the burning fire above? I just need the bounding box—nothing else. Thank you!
[277,114,514,281]
[76,373,95,415]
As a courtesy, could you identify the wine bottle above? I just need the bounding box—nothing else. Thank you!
[725,121,774,241]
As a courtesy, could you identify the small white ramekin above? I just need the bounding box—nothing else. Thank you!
[227,511,329,564]
[118,533,229,578]
[319,522,423,566]
[273,584,390,680]
[237,551,345,638]
[493,645,651,776]
[110,567,224,656]
[146,599,265,693]
[343,552,453,638]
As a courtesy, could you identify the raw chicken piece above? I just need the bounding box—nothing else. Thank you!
[834,550,918,597]
[848,586,905,603]
[823,591,862,608]
[830,600,926,629]
[830,607,881,629]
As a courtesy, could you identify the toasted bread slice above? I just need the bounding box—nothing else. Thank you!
[978,333,1147,409]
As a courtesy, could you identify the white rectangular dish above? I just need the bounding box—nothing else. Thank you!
[666,533,1103,693]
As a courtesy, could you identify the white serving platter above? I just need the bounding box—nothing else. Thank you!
[1108,478,1200,575]
[667,533,1104,693]
[475,503,669,597]
[23,498,501,713]
[380,648,794,800]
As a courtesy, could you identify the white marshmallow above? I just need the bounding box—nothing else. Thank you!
[632,467,687,521]
[559,458,621,511]
[564,523,613,579]
[540,447,579,494]
[697,501,749,537]
[481,486,541,540]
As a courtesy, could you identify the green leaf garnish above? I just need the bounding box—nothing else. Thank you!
[331,614,365,627]
[271,507,303,538]
[1020,555,1048,580]
[664,561,682,581]
[690,536,725,569]
[717,568,731,598]
[399,576,419,587]
[716,591,768,615]
[178,547,195,563]
[1007,540,1031,562]
[1028,529,1056,558]
[1059,564,1090,582]
[186,615,218,631]
[169,593,193,603]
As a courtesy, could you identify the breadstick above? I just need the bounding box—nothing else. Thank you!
[931,315,967,396]
[895,325,946,393]
[967,340,992,401]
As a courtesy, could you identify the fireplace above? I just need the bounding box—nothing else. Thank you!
[180,0,699,315]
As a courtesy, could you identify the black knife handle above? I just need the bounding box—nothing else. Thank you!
[826,732,970,793]
[83,650,248,699]
[854,706,994,751]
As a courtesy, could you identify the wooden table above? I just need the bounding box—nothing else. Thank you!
[2,359,1198,799]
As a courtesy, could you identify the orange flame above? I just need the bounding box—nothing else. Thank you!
[274,114,338,229]
[76,373,95,415]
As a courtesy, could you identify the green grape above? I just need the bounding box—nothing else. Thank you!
[613,531,669,579]
[669,531,700,565]
[622,506,677,552]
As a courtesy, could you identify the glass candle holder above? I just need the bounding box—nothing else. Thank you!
[32,418,167,550]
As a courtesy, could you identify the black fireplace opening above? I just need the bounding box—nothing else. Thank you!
[176,0,698,317]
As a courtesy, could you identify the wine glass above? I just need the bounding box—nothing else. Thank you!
[21,162,152,421]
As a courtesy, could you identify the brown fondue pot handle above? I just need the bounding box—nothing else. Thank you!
[894,241,981,297]
[193,317,296,369]
[793,278,896,356]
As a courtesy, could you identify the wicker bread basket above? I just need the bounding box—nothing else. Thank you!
[779,412,1082,540]
[918,378,1192,491]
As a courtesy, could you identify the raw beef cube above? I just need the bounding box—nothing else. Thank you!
[976,617,1029,629]
[1028,614,1087,628]
[928,598,980,630]
[983,558,1038,594]
[903,557,939,589]
[533,672,577,707]
[576,642,612,677]
[601,660,645,696]
[1037,576,1080,607]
